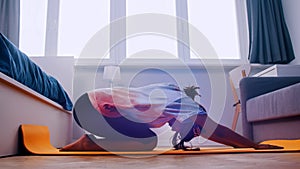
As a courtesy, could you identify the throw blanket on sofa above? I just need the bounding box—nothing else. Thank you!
[0,33,73,111]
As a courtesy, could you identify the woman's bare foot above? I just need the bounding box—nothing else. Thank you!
[60,134,106,151]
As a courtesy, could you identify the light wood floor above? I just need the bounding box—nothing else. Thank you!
[1,153,300,169]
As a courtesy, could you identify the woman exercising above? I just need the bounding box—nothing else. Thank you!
[61,83,282,151]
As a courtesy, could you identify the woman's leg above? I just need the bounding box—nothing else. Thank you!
[89,116,158,151]
[61,93,157,151]
[60,134,105,151]
[60,133,158,151]
[195,114,282,149]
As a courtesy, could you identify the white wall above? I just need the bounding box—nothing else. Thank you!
[31,56,74,99]
[31,56,77,141]
[282,0,300,65]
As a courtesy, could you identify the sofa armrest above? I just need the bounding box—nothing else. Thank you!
[239,76,300,140]
[240,77,300,102]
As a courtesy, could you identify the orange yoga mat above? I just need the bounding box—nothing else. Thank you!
[20,124,300,156]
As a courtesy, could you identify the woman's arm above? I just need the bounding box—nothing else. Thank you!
[194,114,282,149]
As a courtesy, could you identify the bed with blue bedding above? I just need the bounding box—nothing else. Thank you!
[0,33,73,156]
[0,33,73,111]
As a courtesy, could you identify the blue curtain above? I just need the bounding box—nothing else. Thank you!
[246,0,295,64]
[0,0,20,47]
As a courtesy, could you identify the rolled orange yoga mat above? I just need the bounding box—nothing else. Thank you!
[20,124,300,156]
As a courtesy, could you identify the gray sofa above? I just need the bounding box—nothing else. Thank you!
[239,77,300,143]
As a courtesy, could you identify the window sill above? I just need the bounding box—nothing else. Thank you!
[74,58,248,71]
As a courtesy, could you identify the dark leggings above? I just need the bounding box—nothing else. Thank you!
[73,93,158,150]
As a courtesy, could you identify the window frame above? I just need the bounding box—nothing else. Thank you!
[20,0,249,67]
[116,0,249,67]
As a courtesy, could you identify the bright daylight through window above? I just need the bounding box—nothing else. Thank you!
[188,0,240,60]
[19,0,242,61]
[126,0,177,59]
[58,0,110,58]
[19,0,47,56]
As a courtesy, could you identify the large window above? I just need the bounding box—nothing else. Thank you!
[126,0,177,59]
[19,0,246,63]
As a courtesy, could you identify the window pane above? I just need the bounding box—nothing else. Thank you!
[19,0,47,56]
[188,0,240,59]
[127,0,176,16]
[127,34,177,59]
[126,0,177,59]
[58,0,110,58]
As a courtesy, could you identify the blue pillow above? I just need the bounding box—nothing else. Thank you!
[0,33,73,111]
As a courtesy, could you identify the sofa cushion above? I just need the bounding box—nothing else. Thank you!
[246,82,300,122]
